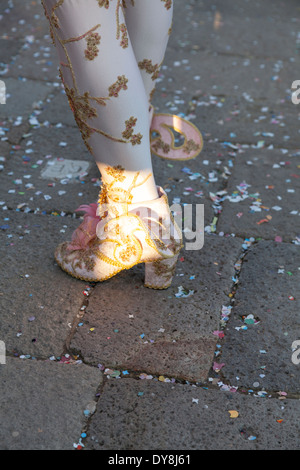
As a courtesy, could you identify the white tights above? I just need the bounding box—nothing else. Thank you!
[41,0,173,203]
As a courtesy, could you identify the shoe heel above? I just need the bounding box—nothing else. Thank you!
[144,255,179,289]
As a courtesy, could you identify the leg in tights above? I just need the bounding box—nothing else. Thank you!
[123,0,173,106]
[41,0,173,204]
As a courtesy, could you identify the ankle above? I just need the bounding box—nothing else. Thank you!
[99,165,158,205]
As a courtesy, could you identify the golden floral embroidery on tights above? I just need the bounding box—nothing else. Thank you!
[61,76,108,153]
[105,164,126,182]
[122,117,143,145]
[108,75,128,97]
[41,0,56,44]
[97,0,128,48]
[58,24,102,64]
[98,0,110,8]
[65,95,95,152]
[115,0,126,44]
[161,0,172,10]
[138,59,161,81]
[61,24,101,44]
[60,68,135,150]
[149,87,156,103]
[99,165,151,206]
[41,1,142,153]
[119,23,129,48]
[85,32,101,60]
[50,0,65,29]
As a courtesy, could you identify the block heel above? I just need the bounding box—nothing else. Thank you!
[144,254,179,289]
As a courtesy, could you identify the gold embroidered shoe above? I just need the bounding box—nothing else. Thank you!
[54,168,183,289]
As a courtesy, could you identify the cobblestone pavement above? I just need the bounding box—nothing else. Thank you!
[0,0,299,451]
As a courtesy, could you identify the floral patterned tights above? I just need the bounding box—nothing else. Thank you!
[41,0,173,203]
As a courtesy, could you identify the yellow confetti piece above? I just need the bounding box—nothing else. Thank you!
[228,410,239,418]
[158,376,165,382]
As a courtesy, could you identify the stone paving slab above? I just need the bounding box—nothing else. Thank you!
[0,0,48,43]
[171,0,300,59]
[0,37,23,66]
[0,77,55,120]
[218,240,300,394]
[162,43,299,150]
[85,378,300,450]
[188,93,299,150]
[70,234,242,381]
[8,37,59,83]
[0,357,102,450]
[0,211,88,358]
[153,66,300,153]
[0,125,100,214]
[163,1,300,153]
[161,47,297,105]
[217,148,300,241]
[39,88,80,127]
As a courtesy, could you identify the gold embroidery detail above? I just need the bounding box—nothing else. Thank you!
[118,236,139,262]
[41,1,144,152]
[138,59,162,81]
[116,0,126,44]
[122,117,143,145]
[65,238,101,273]
[85,32,101,61]
[51,0,64,28]
[98,0,110,8]
[57,24,101,91]
[153,259,175,276]
[149,87,156,103]
[151,137,171,154]
[99,165,151,205]
[105,165,126,182]
[119,23,129,48]
[161,0,172,10]
[183,139,201,155]
[108,75,128,97]
[61,24,101,45]
[41,0,56,44]
[61,76,109,152]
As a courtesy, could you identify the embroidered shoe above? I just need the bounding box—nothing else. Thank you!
[54,168,182,289]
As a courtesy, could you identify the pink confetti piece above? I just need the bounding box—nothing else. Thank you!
[213,362,225,371]
[213,330,225,339]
